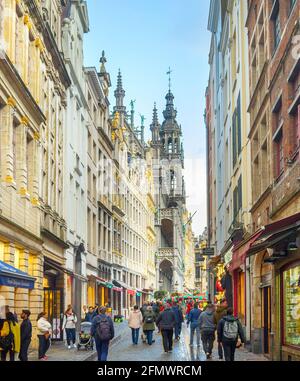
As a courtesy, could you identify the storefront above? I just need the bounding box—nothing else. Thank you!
[43,257,66,341]
[280,259,300,360]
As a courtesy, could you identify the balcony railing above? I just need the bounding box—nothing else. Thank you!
[271,162,300,215]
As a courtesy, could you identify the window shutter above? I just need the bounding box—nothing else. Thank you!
[237,93,241,155]
[298,104,300,149]
[232,111,236,167]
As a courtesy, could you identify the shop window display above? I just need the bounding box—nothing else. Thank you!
[283,264,300,347]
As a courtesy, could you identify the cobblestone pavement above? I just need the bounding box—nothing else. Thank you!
[28,321,127,361]
[108,323,269,362]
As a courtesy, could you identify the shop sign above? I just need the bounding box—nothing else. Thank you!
[224,249,233,266]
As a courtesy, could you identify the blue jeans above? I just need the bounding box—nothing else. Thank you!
[65,328,76,345]
[174,323,182,339]
[190,323,200,345]
[145,330,153,345]
[131,328,140,344]
[95,340,110,361]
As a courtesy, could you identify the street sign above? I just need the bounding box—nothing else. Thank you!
[202,248,215,256]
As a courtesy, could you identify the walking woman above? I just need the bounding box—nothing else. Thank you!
[128,305,143,345]
[37,312,52,361]
[0,312,20,361]
[62,306,77,349]
[142,306,156,345]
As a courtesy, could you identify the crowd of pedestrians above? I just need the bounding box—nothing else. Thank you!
[125,298,245,362]
[0,298,245,362]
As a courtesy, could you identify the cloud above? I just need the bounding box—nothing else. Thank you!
[184,156,207,235]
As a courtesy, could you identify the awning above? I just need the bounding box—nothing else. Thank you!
[229,212,300,272]
[248,227,298,256]
[229,231,264,272]
[0,260,35,289]
[112,279,128,289]
[45,258,87,283]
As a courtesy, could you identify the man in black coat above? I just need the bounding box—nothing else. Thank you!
[19,310,32,361]
[156,303,176,353]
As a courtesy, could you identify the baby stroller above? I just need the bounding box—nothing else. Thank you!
[77,322,94,351]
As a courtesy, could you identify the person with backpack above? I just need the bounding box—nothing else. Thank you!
[91,306,114,361]
[128,305,143,345]
[0,312,20,361]
[0,314,15,361]
[214,299,228,360]
[37,312,52,361]
[187,302,202,347]
[198,303,217,359]
[62,306,78,349]
[19,309,32,361]
[217,307,245,361]
[142,306,156,345]
[156,303,176,353]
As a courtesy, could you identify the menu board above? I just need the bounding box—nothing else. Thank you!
[283,265,300,347]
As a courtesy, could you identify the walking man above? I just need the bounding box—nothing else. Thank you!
[91,306,114,361]
[19,310,32,361]
[172,302,184,341]
[198,303,217,359]
[156,303,176,353]
[217,307,245,361]
[187,303,201,347]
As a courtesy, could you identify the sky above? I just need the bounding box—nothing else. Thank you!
[84,0,211,236]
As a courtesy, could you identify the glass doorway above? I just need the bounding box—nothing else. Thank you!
[263,286,271,354]
[44,288,63,341]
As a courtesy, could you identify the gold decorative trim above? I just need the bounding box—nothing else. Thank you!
[35,37,44,52]
[31,197,40,206]
[20,116,29,126]
[24,14,32,29]
[33,132,40,141]
[19,187,28,196]
[5,175,14,184]
[7,97,16,108]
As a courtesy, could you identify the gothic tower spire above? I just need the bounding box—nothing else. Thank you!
[114,69,126,114]
[150,102,160,144]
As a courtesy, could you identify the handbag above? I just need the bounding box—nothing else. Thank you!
[0,322,14,351]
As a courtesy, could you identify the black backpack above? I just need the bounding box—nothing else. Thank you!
[96,317,112,341]
[145,315,154,324]
[0,322,14,351]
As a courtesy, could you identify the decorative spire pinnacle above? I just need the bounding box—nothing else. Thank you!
[100,50,107,73]
[114,69,126,114]
[117,69,123,91]
[167,67,172,92]
[152,102,159,125]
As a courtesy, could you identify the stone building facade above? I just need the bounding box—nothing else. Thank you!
[0,0,70,344]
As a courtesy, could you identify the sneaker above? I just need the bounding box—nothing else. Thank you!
[68,345,71,349]
[73,344,77,348]
[43,355,49,360]
[41,357,48,361]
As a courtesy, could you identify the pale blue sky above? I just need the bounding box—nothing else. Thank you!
[84,0,211,235]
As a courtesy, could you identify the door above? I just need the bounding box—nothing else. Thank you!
[263,286,271,354]
[44,288,63,341]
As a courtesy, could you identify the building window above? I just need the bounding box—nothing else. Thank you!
[274,129,284,178]
[282,263,300,348]
[271,1,281,52]
[0,242,4,261]
[232,93,241,167]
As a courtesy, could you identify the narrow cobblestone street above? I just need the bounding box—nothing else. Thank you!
[107,324,268,362]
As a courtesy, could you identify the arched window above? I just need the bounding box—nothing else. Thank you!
[168,137,172,154]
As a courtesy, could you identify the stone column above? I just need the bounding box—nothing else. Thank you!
[0,243,15,310]
[14,249,29,316]
[16,117,28,196]
[29,134,40,206]
[0,100,15,185]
